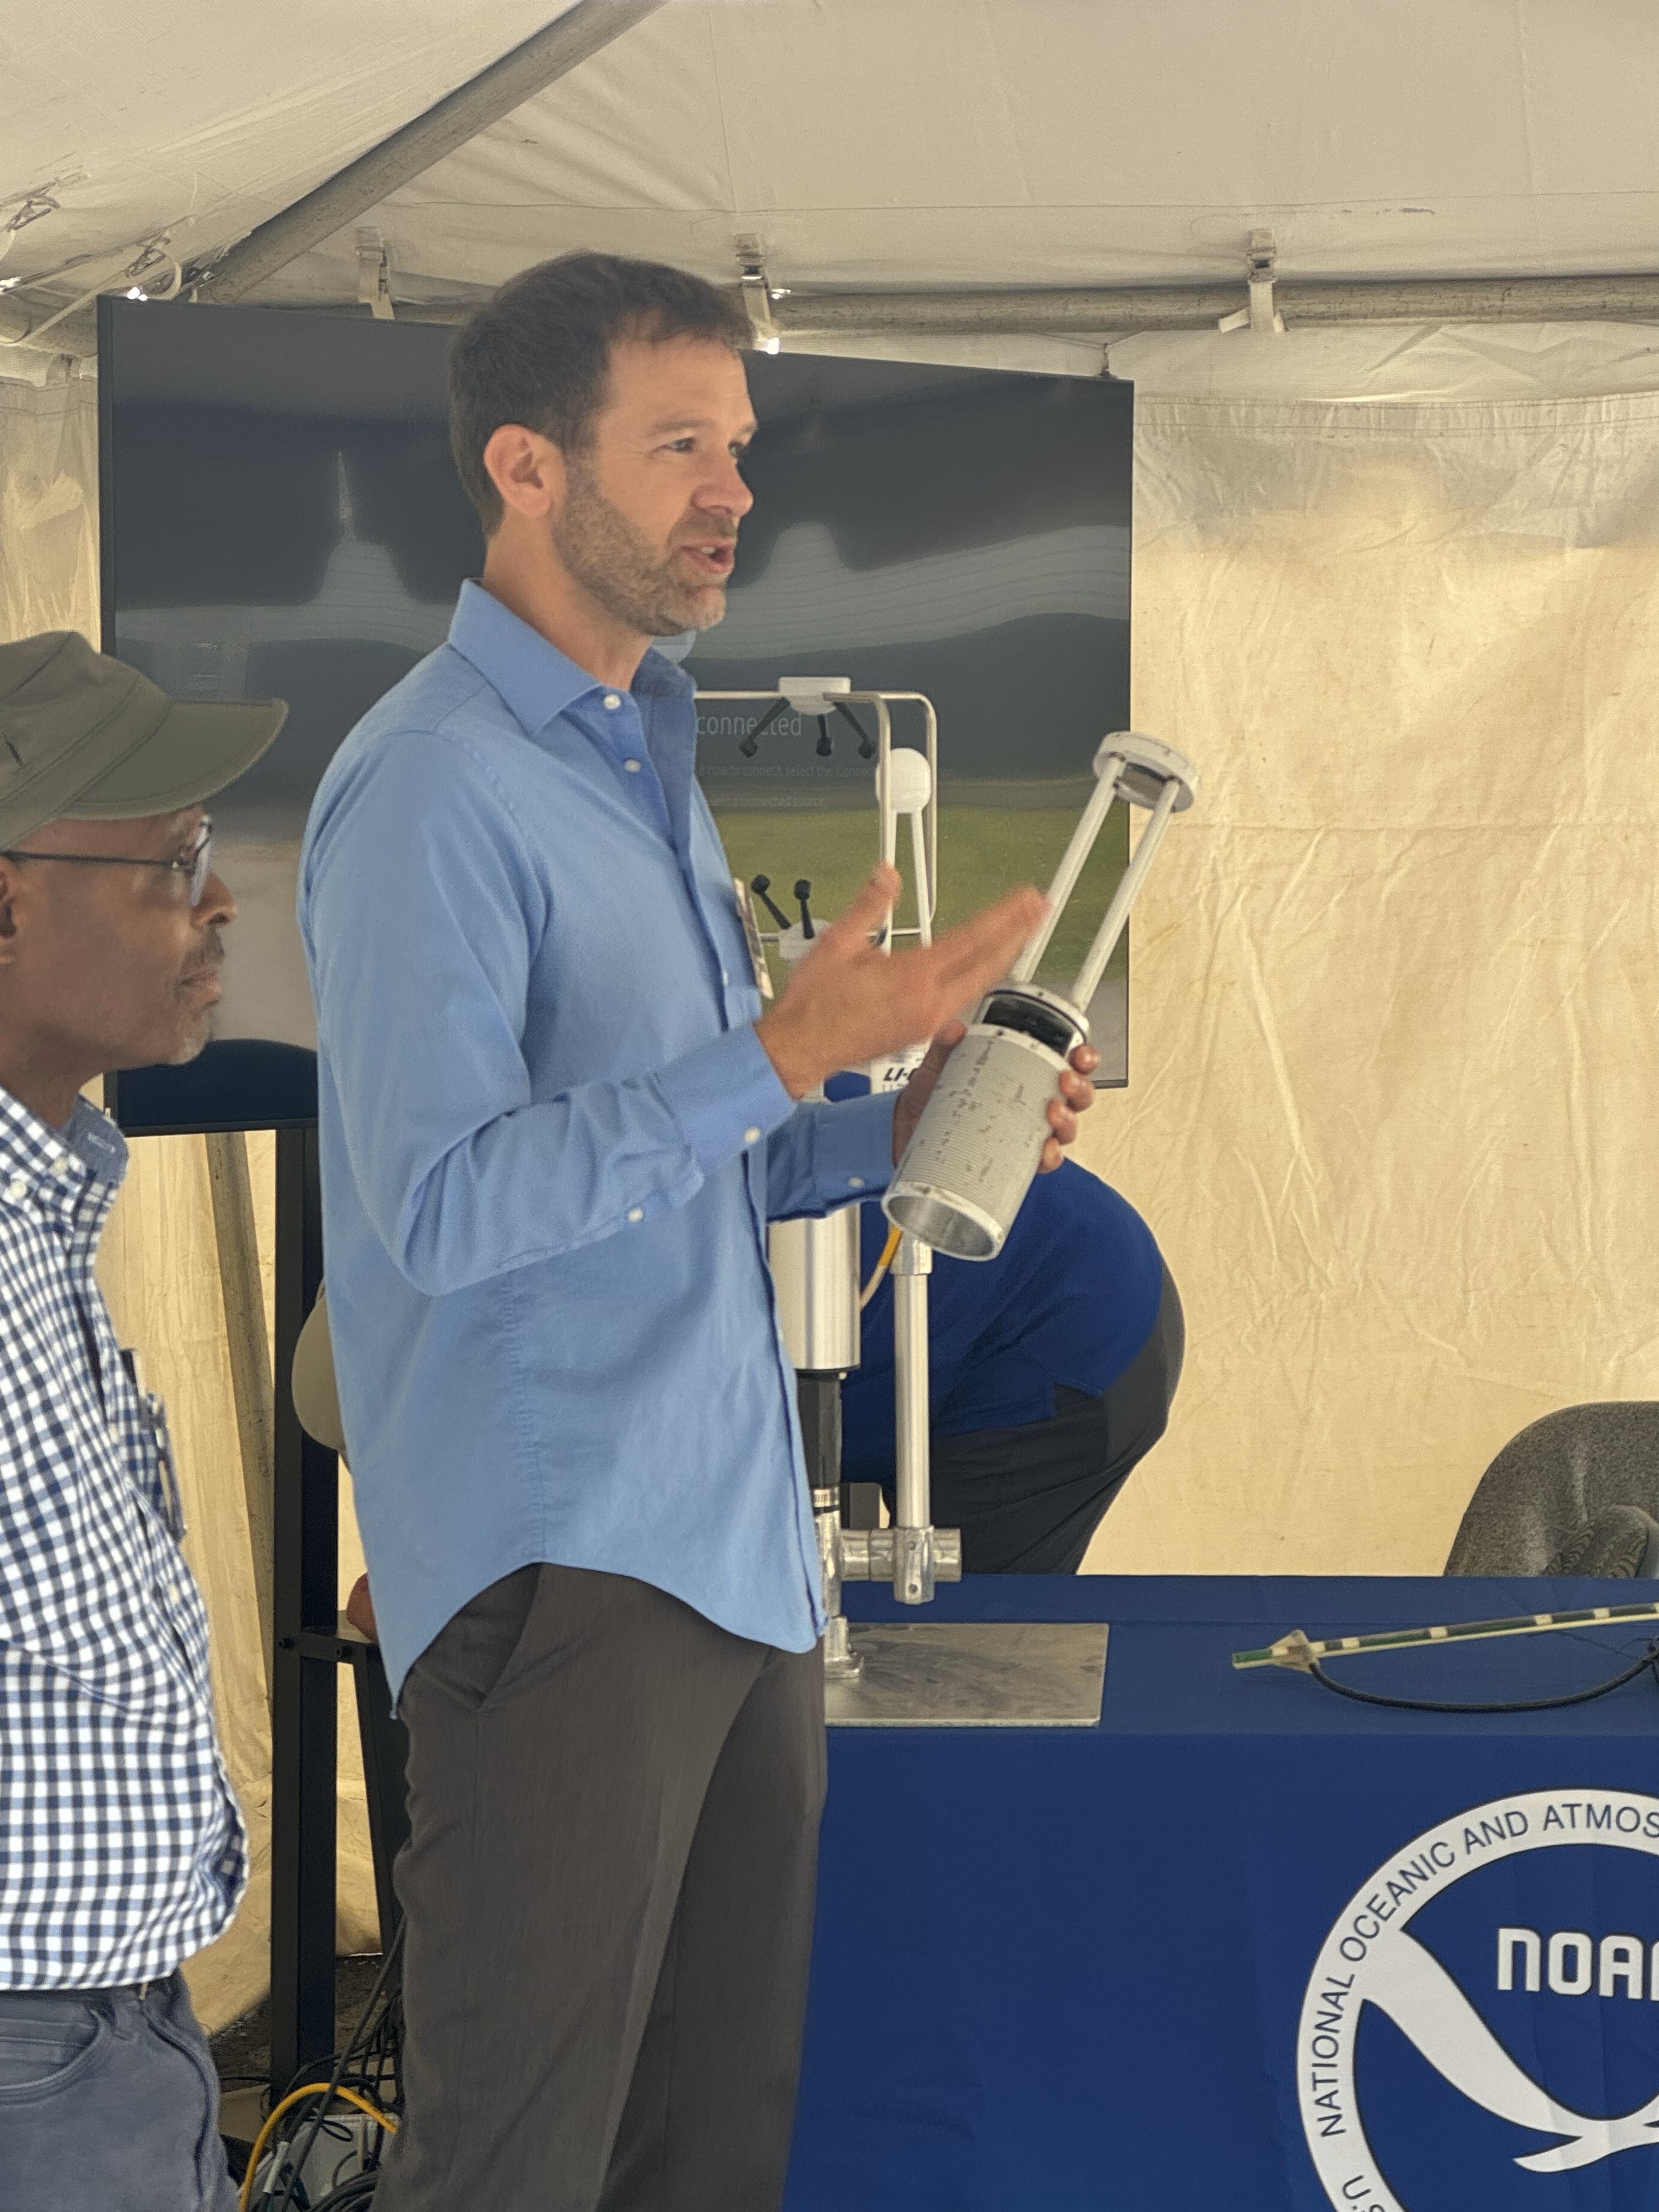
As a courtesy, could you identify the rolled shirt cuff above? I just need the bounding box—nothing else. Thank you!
[799,1087,898,1206]
[657,1023,797,1176]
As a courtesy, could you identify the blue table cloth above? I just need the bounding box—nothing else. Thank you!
[786,1576,1659,2212]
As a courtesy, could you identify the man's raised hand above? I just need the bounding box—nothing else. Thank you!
[755,864,1047,1102]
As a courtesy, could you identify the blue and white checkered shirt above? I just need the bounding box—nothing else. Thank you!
[0,1085,245,1988]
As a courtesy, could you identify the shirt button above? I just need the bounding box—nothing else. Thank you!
[721,968,730,984]
[54,1159,76,1183]
[627,1207,644,1224]
[623,758,642,772]
[603,693,623,710]
[848,1176,865,1190]
[743,1126,761,1145]
[4,1175,26,1202]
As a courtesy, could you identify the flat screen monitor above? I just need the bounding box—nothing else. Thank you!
[97,298,1132,1133]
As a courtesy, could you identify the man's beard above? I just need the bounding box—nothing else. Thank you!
[551,460,731,637]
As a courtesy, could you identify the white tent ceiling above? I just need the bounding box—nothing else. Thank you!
[357,0,1659,295]
[4,1,1659,402]
[5,1,1659,306]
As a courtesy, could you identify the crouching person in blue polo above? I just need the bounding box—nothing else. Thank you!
[0,632,285,2211]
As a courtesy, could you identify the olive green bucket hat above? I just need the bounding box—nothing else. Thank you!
[0,630,286,846]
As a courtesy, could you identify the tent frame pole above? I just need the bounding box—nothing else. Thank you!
[13,257,1659,364]
[765,271,1659,336]
[237,269,1659,338]
[191,0,668,304]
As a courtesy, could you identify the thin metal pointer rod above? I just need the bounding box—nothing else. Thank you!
[1069,775,1183,1010]
[1232,1599,1659,1671]
[1008,754,1125,985]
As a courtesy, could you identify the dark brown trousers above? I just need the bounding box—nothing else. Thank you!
[373,1563,826,2212]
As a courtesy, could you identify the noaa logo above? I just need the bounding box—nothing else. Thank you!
[1300,1789,1659,2210]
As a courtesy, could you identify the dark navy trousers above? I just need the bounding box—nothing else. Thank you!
[916,1262,1186,1574]
[0,1971,236,2211]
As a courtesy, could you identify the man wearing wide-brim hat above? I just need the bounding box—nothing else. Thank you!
[0,630,283,2212]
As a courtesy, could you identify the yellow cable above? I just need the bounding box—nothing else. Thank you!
[239,2081,398,2209]
[859,1223,902,1309]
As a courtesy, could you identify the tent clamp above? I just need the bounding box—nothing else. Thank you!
[734,233,783,354]
[356,228,394,321]
[2,171,88,242]
[0,171,89,298]
[1218,229,1285,335]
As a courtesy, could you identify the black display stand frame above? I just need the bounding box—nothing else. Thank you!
[269,1124,337,2091]
[107,1085,396,2096]
[267,1124,411,2096]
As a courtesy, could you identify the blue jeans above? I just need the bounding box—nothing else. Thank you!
[0,1972,236,2212]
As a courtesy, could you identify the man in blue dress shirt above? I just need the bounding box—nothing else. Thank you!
[298,253,1097,2212]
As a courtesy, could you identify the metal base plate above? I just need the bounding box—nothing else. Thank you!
[823,1621,1109,1727]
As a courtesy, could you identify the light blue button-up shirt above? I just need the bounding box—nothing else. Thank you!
[298,582,895,1698]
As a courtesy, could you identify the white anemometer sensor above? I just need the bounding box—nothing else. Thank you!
[884,731,1198,1261]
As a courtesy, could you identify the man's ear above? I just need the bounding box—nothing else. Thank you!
[482,423,567,523]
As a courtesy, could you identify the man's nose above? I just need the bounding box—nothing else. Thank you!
[196,869,238,929]
[695,452,754,520]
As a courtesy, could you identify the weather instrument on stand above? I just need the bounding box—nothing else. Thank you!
[887,733,1199,1263]
[710,681,1127,1725]
[718,680,947,1693]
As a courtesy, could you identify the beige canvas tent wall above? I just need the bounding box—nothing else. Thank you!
[6,0,1659,2032]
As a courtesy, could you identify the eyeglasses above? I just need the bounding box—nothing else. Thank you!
[0,817,215,907]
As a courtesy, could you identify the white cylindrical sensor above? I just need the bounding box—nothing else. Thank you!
[769,1207,861,1371]
[883,984,1087,1261]
[887,731,1195,1262]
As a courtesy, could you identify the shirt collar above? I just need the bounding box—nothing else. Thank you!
[447,580,695,742]
[0,1084,128,1195]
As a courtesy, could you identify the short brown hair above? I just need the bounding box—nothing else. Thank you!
[448,251,751,530]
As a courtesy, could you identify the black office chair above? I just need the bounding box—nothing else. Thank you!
[1445,1402,1659,1577]
[291,1288,410,1950]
